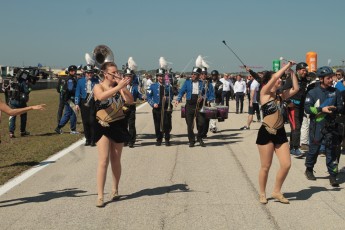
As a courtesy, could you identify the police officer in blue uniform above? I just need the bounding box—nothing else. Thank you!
[304,66,343,187]
[175,67,215,147]
[75,64,99,146]
[147,68,174,146]
[55,65,78,134]
[123,67,142,148]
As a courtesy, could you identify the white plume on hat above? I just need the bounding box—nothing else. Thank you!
[159,57,172,70]
[195,55,209,68]
[128,57,137,71]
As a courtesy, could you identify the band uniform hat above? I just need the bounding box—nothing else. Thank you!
[84,64,94,73]
[156,68,166,76]
[123,67,134,76]
[201,67,207,74]
[192,67,202,75]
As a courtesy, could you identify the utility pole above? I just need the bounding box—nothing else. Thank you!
[341,60,345,68]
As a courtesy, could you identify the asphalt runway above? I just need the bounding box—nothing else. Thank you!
[0,99,345,229]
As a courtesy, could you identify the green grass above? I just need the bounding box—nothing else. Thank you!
[0,89,84,185]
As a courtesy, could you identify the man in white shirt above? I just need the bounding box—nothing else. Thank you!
[233,75,246,113]
[240,75,260,130]
[219,73,234,107]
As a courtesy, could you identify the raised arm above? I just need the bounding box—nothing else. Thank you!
[93,77,130,101]
[281,68,299,100]
[261,62,295,95]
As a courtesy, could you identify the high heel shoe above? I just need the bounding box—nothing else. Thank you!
[271,192,289,204]
[96,197,104,207]
[259,194,268,204]
[111,191,120,201]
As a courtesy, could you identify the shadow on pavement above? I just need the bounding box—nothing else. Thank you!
[34,132,58,137]
[0,188,91,208]
[112,183,191,203]
[0,161,55,169]
[283,186,342,201]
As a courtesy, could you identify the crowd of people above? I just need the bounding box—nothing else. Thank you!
[2,56,345,207]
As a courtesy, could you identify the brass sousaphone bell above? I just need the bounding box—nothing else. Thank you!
[83,45,115,107]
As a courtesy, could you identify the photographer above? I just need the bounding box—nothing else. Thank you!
[304,66,343,187]
[7,68,39,138]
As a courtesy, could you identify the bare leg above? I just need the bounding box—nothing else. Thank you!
[109,141,123,193]
[273,142,291,193]
[257,142,274,196]
[96,135,110,199]
[247,114,253,128]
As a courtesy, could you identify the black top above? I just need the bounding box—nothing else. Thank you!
[282,75,308,102]
[261,100,279,118]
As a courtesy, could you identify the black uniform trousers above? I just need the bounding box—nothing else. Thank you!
[235,92,244,113]
[125,104,137,144]
[185,98,206,144]
[152,105,172,142]
[80,97,96,143]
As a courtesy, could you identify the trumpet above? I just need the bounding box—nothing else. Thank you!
[199,79,209,113]
[84,91,94,107]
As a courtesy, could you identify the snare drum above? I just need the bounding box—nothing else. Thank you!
[216,106,229,119]
[203,107,218,119]
[181,105,186,118]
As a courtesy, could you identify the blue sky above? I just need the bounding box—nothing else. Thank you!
[1,0,344,72]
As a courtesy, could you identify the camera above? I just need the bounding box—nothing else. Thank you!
[14,67,40,85]
[2,67,40,106]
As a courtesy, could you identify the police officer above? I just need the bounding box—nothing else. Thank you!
[175,67,215,147]
[55,65,78,134]
[56,69,69,124]
[282,62,309,157]
[75,65,99,146]
[304,66,343,187]
[147,68,174,146]
[8,73,31,138]
[123,67,142,148]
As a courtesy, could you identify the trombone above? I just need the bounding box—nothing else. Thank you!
[160,73,173,132]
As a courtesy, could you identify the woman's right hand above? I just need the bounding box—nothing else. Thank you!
[116,77,131,89]
[31,104,46,110]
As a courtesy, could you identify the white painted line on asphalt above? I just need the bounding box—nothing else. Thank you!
[0,102,148,197]
[0,139,85,197]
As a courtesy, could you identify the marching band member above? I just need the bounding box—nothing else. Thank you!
[123,57,142,148]
[147,67,174,146]
[75,64,100,146]
[93,61,133,207]
[175,66,214,147]
[209,70,223,133]
[200,67,215,139]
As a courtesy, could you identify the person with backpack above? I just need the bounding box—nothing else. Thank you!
[55,65,79,134]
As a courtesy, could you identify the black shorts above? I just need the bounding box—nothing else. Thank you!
[94,118,130,143]
[248,103,259,115]
[256,125,288,145]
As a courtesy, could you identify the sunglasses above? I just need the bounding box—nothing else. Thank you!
[335,73,342,76]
